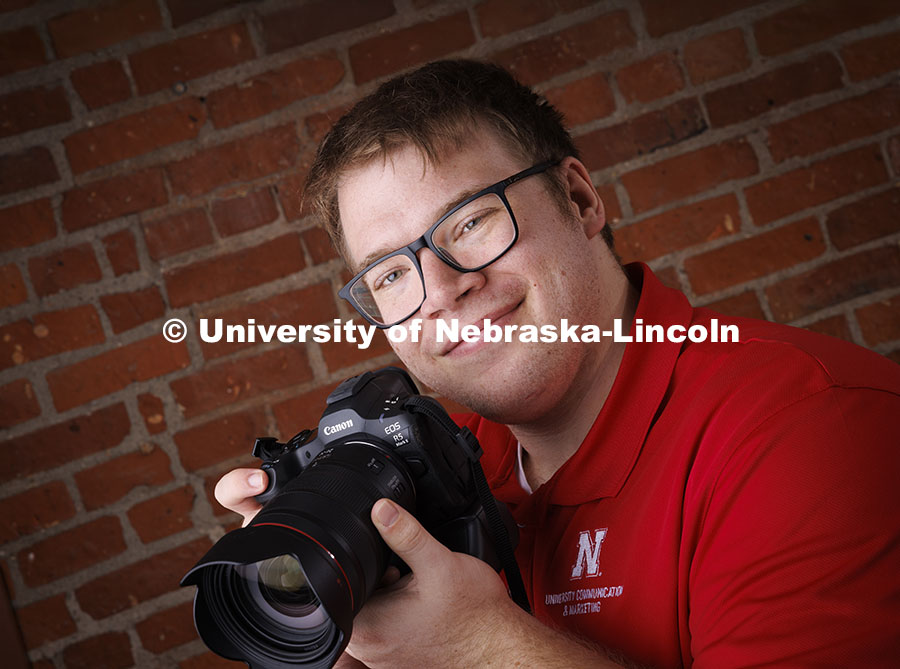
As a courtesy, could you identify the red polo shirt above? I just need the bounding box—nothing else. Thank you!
[459,263,900,667]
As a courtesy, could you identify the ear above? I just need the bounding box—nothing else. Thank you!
[560,156,606,240]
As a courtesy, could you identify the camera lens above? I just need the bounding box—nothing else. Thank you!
[238,555,328,630]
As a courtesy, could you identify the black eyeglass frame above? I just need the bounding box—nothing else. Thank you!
[338,159,560,329]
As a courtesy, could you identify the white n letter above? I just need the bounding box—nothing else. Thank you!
[570,529,607,579]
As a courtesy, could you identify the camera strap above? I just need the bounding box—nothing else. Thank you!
[404,396,532,615]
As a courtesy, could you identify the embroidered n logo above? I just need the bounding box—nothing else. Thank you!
[570,529,608,579]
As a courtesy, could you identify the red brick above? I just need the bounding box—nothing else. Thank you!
[350,12,475,85]
[641,0,763,37]
[28,243,102,297]
[47,335,190,412]
[805,314,853,343]
[0,481,75,543]
[62,168,168,231]
[48,0,161,57]
[0,403,129,484]
[0,378,40,428]
[142,208,212,260]
[683,28,750,85]
[0,264,27,308]
[856,295,900,346]
[76,536,212,619]
[596,183,622,224]
[616,194,740,264]
[129,22,255,94]
[543,71,615,127]
[767,84,900,162]
[16,594,76,649]
[272,384,333,439]
[207,54,344,128]
[842,30,900,81]
[166,124,299,197]
[128,485,194,543]
[198,282,338,360]
[704,53,843,128]
[0,198,55,252]
[62,631,134,669]
[19,516,126,586]
[476,0,592,37]
[70,59,132,110]
[277,169,311,221]
[0,85,71,139]
[174,408,267,471]
[826,188,900,251]
[100,285,165,333]
[754,0,899,57]
[745,145,888,226]
[136,600,196,652]
[103,229,140,276]
[166,0,244,27]
[138,392,167,434]
[702,291,766,320]
[493,12,636,85]
[321,327,394,372]
[622,139,759,214]
[211,187,278,236]
[0,26,45,76]
[74,443,173,510]
[0,305,104,372]
[65,98,207,174]
[164,233,305,306]
[0,145,58,196]
[0,0,38,12]
[261,0,394,54]
[685,218,825,295]
[304,102,354,144]
[302,226,339,265]
[180,650,238,669]
[616,51,684,104]
[766,245,900,322]
[171,346,312,418]
[890,135,900,175]
[576,98,706,172]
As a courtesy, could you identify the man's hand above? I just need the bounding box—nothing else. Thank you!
[344,498,528,668]
[214,468,267,526]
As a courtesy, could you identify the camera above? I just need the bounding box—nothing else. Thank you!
[181,366,525,669]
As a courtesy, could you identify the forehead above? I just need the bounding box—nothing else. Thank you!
[336,128,525,270]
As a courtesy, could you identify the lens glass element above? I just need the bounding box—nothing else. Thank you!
[236,554,329,630]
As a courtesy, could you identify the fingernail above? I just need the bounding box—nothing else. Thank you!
[248,473,263,489]
[374,499,399,527]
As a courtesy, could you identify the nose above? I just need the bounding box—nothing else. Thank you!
[418,248,486,319]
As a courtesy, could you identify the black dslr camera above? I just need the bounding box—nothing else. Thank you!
[181,367,526,669]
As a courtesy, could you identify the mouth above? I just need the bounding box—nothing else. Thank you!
[438,299,524,358]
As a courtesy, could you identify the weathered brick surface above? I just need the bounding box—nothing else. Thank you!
[3,3,899,665]
[0,147,58,196]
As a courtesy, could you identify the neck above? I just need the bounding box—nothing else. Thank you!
[511,275,639,489]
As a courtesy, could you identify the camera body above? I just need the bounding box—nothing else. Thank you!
[252,366,502,564]
[181,366,517,669]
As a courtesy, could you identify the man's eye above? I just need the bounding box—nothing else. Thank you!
[374,267,405,290]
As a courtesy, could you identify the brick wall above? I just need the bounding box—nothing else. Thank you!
[1,0,898,666]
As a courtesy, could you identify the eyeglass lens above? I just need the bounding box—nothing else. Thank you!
[349,192,515,325]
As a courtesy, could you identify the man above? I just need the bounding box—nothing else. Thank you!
[216,60,900,667]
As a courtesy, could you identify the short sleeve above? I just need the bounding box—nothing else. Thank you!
[689,386,900,667]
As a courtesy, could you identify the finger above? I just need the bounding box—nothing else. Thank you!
[214,468,268,525]
[379,565,401,588]
[370,499,450,575]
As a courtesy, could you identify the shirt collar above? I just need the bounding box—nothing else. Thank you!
[486,262,692,506]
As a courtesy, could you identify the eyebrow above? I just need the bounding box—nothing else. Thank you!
[354,182,490,272]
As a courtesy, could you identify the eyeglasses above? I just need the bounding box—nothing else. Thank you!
[338,160,558,328]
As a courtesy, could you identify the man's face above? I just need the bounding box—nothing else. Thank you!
[337,128,622,424]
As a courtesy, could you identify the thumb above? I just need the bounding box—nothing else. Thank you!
[371,498,450,574]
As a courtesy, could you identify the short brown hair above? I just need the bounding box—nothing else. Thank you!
[304,59,614,261]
